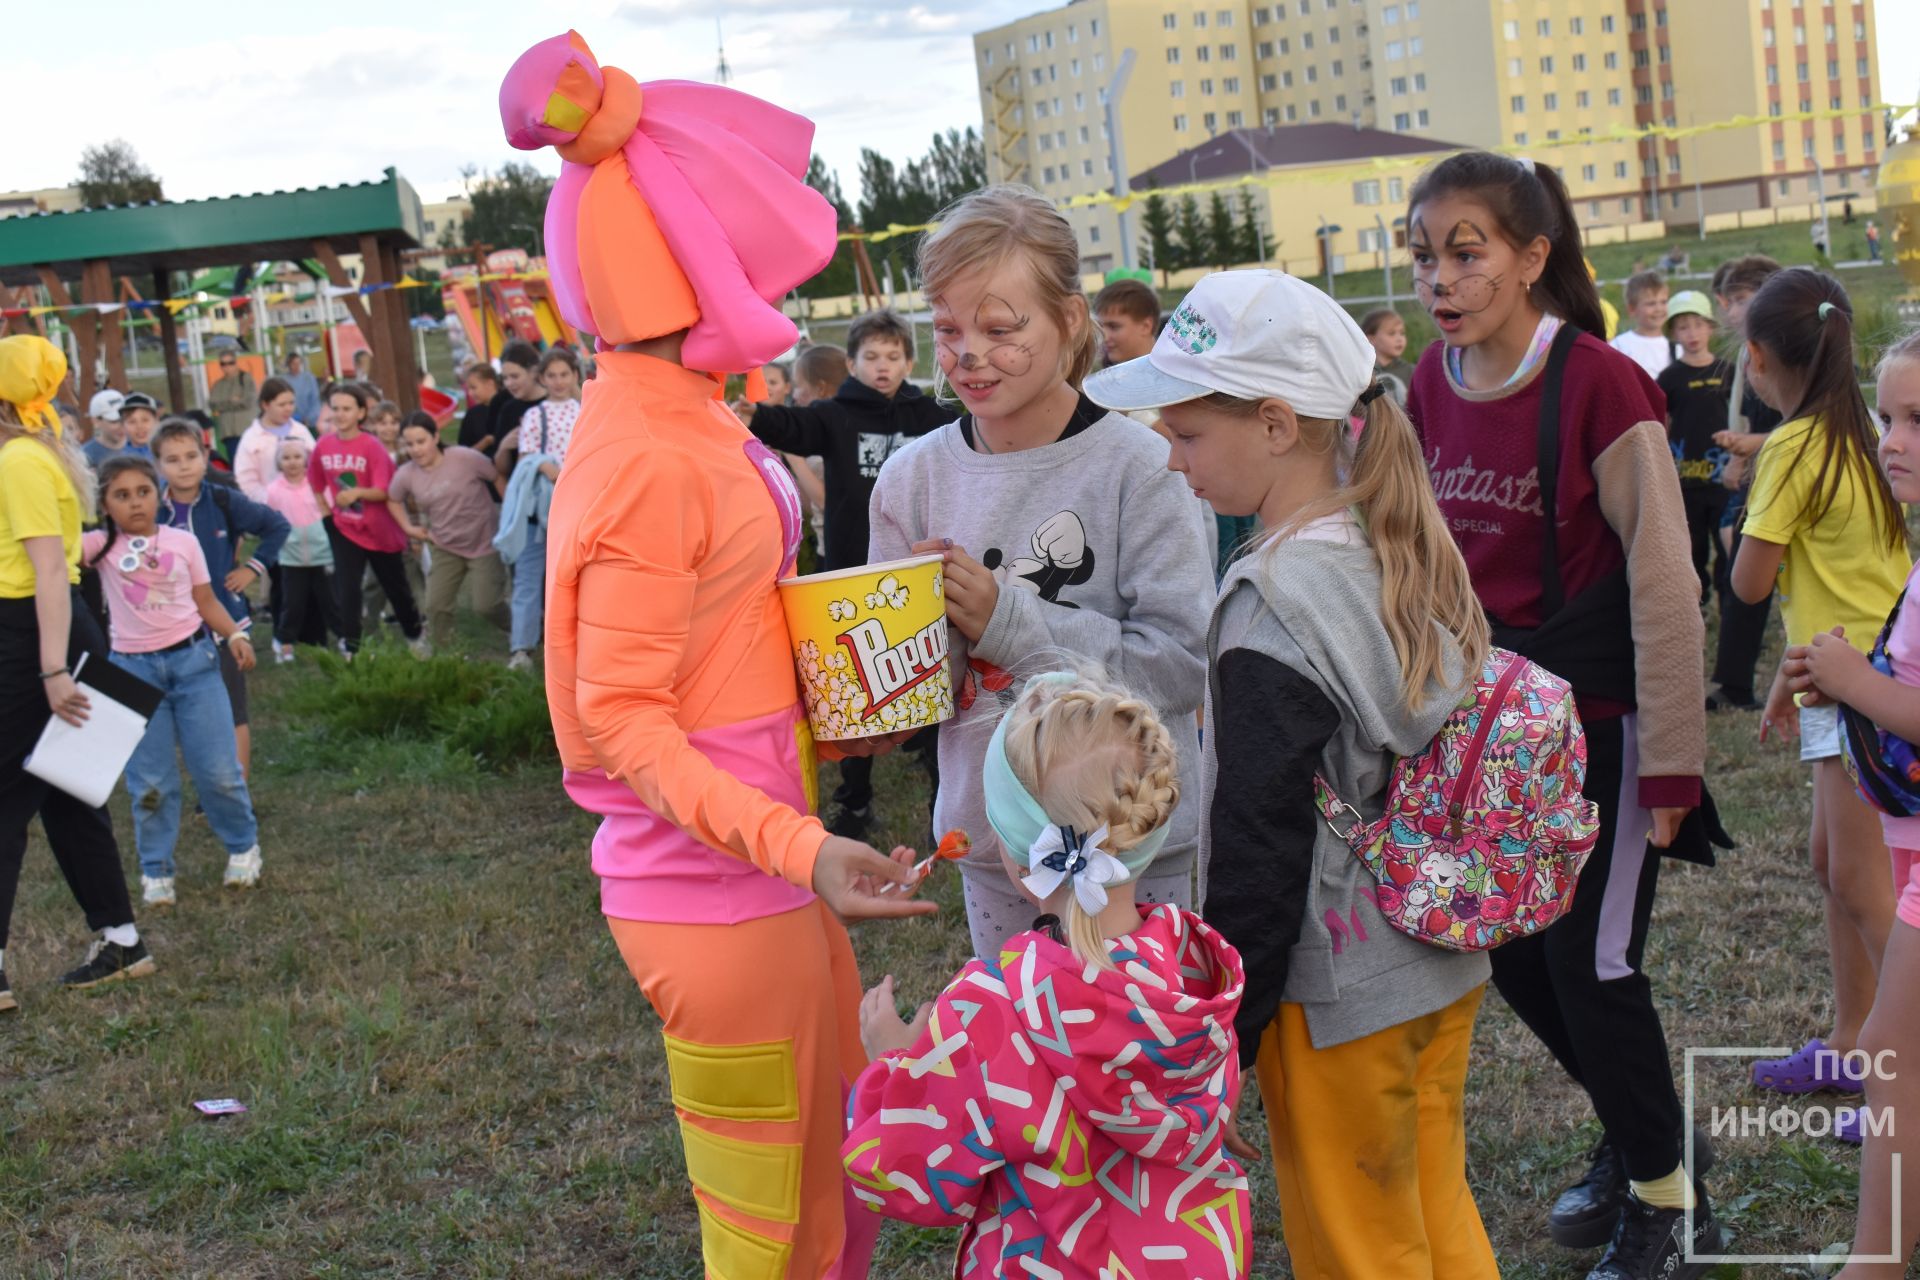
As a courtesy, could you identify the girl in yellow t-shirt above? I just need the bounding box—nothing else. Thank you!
[1733,269,1908,1115]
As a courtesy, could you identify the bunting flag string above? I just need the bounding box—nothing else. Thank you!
[5,97,1911,323]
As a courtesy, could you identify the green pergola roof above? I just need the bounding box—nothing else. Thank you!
[0,167,425,287]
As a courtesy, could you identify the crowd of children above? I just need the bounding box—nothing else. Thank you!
[725,159,1918,1278]
[5,43,1917,1273]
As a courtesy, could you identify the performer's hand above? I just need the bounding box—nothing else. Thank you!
[813,836,938,923]
[859,974,933,1059]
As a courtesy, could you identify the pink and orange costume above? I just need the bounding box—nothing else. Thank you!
[499,33,873,1278]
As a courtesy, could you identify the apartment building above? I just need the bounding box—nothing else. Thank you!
[974,0,1881,267]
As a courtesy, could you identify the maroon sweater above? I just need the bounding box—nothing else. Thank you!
[1407,332,1705,810]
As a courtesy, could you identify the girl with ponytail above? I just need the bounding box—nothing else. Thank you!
[1402,152,1722,1275]
[1086,269,1497,1276]
[847,667,1251,1278]
[1731,270,1908,1145]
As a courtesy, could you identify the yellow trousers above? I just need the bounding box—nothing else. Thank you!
[1254,985,1498,1279]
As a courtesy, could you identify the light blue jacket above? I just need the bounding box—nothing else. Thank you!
[494,452,559,563]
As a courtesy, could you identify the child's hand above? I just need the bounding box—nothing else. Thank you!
[1760,666,1801,743]
[859,975,933,1059]
[227,634,256,672]
[223,565,259,594]
[1803,627,1866,704]
[937,544,999,643]
[1222,1111,1262,1163]
[1712,429,1764,458]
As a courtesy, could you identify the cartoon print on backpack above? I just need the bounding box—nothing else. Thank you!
[982,509,1096,606]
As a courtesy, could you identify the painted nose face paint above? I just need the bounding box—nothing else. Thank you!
[1415,273,1503,314]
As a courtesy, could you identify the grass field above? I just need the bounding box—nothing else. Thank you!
[1,599,1907,1278]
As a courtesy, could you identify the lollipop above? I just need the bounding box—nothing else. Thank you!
[882,830,971,894]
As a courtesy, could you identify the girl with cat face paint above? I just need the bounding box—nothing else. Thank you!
[1402,152,1724,1280]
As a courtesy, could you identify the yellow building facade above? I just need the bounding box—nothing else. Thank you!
[973,0,1880,269]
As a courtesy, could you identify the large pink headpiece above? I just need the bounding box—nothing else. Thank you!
[499,32,838,372]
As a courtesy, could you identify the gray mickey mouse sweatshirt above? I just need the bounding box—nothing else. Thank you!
[868,397,1216,883]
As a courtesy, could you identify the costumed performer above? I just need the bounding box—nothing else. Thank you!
[498,31,937,1280]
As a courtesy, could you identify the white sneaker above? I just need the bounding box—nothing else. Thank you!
[273,641,294,664]
[408,635,433,659]
[224,846,262,889]
[507,650,533,672]
[141,875,176,907]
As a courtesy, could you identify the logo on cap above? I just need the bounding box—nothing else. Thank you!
[1167,301,1219,355]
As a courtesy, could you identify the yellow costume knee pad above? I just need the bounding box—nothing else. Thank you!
[665,1033,805,1278]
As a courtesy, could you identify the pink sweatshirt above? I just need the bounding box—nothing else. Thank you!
[843,904,1252,1278]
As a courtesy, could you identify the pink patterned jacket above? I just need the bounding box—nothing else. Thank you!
[843,904,1252,1278]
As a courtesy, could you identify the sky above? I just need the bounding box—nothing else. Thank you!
[6,0,1919,213]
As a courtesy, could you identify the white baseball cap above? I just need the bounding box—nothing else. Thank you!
[1085,270,1378,420]
[88,389,125,422]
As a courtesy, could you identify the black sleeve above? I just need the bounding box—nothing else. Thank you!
[1206,647,1342,1070]
[749,401,838,456]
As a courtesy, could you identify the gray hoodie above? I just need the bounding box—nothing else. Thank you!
[870,399,1216,882]
[1201,515,1488,1053]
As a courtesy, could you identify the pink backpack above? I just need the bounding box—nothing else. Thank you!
[1313,648,1600,953]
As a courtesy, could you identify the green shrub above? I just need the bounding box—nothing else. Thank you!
[283,648,555,771]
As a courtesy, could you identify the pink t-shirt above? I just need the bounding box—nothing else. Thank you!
[1879,560,1920,848]
[81,525,209,653]
[307,430,408,553]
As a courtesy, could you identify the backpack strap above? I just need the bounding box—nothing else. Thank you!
[1535,323,1582,619]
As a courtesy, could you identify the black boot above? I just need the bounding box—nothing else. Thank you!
[1586,1182,1724,1280]
[1551,1139,1627,1249]
[1551,1129,1716,1249]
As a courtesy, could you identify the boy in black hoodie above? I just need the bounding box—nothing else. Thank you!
[744,310,957,573]
[744,310,956,837]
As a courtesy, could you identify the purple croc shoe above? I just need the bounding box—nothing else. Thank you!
[1750,1038,1868,1095]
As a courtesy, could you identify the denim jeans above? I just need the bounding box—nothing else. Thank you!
[111,637,258,878]
[510,527,546,653]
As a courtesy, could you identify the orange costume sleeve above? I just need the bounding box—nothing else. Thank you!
[548,356,828,915]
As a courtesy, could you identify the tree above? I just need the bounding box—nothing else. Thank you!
[1138,192,1178,285]
[1236,188,1270,264]
[75,140,163,208]
[855,129,988,287]
[798,154,858,301]
[454,162,553,256]
[1205,192,1237,270]
[1171,195,1207,273]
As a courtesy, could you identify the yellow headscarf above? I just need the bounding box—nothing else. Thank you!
[0,335,69,437]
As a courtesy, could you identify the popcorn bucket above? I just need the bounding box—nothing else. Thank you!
[777,554,955,742]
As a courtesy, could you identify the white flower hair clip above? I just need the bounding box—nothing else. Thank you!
[1022,824,1129,916]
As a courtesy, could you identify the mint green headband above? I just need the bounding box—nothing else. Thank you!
[982,676,1170,911]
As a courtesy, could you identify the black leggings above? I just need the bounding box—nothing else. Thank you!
[324,520,421,650]
[0,592,137,950]
[1713,525,1774,701]
[276,565,340,648]
[1489,715,1687,1182]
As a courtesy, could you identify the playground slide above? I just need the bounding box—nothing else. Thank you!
[443,276,573,358]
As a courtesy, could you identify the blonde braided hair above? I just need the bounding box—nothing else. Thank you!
[1001,672,1181,968]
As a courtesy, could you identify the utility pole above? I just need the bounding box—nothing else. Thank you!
[1103,49,1137,270]
[715,17,731,85]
